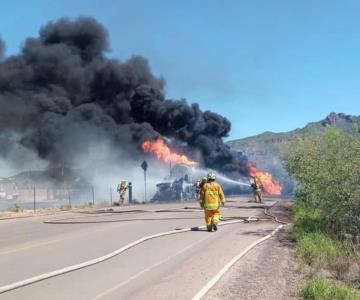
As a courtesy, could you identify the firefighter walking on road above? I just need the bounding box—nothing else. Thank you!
[195,177,208,200]
[251,177,263,203]
[117,180,128,206]
[200,172,225,232]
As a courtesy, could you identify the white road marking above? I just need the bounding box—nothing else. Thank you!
[92,234,214,300]
[192,224,284,300]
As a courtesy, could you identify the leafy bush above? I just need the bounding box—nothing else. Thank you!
[285,128,360,241]
[292,202,325,240]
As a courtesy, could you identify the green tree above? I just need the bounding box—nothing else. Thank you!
[285,128,360,241]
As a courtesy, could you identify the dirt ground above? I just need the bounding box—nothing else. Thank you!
[205,200,300,300]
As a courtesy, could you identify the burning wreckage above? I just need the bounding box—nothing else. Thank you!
[142,138,283,202]
[150,163,283,202]
[151,165,196,202]
[142,139,197,202]
[145,145,279,203]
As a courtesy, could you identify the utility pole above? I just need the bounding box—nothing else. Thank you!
[61,164,65,202]
[33,185,36,213]
[110,187,113,205]
[68,189,71,207]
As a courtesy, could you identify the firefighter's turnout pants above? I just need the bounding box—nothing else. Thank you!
[253,190,262,203]
[204,208,221,226]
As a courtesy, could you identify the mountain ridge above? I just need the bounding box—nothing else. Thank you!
[227,112,360,194]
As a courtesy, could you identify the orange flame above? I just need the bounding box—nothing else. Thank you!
[142,138,198,167]
[248,162,283,195]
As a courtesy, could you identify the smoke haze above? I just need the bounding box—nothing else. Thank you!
[0,17,247,182]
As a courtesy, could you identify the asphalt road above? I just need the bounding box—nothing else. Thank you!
[0,197,280,300]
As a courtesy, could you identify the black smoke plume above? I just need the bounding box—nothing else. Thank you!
[0,17,246,177]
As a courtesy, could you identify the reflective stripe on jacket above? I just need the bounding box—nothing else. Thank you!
[200,181,225,210]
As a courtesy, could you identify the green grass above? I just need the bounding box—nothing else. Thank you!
[301,277,360,300]
[292,203,325,240]
[292,208,360,298]
[297,233,351,278]
[293,203,354,279]
[298,233,344,265]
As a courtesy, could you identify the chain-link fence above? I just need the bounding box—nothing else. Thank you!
[0,186,122,212]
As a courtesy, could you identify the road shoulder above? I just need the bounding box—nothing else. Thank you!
[204,226,299,299]
[205,200,299,300]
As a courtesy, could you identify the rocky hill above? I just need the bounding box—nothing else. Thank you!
[227,113,360,195]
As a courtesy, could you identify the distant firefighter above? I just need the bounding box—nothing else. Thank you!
[117,180,128,206]
[200,176,208,188]
[251,177,263,203]
[194,178,201,200]
[194,176,208,200]
[200,172,225,232]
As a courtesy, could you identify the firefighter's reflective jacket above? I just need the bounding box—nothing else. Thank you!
[251,181,262,192]
[200,181,225,210]
[117,181,128,193]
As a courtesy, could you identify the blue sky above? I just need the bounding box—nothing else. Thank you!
[1,0,359,139]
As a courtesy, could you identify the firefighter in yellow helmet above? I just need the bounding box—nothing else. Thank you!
[200,172,225,232]
[117,180,128,206]
[251,177,263,203]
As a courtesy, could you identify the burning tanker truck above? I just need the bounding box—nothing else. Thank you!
[142,138,283,202]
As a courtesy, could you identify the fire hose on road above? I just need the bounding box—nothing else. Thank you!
[0,200,287,295]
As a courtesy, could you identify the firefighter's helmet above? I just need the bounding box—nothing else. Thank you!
[207,172,216,181]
